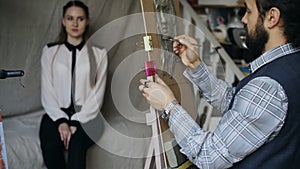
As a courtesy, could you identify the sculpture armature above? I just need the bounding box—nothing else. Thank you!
[154,0,180,77]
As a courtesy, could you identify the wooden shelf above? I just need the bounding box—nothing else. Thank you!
[191,0,244,9]
[218,40,232,45]
[192,3,244,9]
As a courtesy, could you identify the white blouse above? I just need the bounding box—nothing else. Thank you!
[41,43,107,123]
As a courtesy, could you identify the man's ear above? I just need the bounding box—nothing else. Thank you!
[266,7,281,29]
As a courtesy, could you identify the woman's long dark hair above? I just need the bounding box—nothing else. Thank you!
[255,0,300,47]
[51,1,98,88]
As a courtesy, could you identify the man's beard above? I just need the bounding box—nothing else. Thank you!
[245,21,269,62]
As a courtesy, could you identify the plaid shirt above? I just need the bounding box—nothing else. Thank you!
[168,43,300,168]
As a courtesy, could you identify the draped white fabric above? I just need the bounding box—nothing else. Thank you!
[0,0,196,168]
[0,1,153,168]
[0,0,141,117]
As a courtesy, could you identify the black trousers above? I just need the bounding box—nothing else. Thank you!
[39,114,95,169]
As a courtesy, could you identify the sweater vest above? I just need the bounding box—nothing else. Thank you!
[230,52,300,169]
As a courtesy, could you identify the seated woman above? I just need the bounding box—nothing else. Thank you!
[39,1,107,169]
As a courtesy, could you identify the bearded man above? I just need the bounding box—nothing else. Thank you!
[139,0,300,168]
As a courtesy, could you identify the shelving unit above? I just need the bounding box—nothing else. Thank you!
[190,0,249,62]
[181,0,251,131]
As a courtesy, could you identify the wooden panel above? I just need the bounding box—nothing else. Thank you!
[140,0,184,136]
[140,0,195,168]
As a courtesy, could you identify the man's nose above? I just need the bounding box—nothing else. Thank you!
[241,13,247,25]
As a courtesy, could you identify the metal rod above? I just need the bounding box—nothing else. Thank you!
[162,37,202,47]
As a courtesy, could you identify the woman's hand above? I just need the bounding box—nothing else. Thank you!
[173,35,201,69]
[70,126,77,135]
[139,75,176,111]
[58,122,72,150]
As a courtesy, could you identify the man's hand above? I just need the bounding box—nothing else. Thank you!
[173,35,201,69]
[58,122,72,150]
[139,75,176,111]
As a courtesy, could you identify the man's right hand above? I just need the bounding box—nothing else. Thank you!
[58,122,72,150]
[173,35,201,70]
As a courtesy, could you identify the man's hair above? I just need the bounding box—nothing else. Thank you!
[256,0,300,47]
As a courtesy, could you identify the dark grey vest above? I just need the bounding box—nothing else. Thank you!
[230,52,300,169]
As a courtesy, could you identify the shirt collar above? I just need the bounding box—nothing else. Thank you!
[64,40,85,51]
[249,43,300,73]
